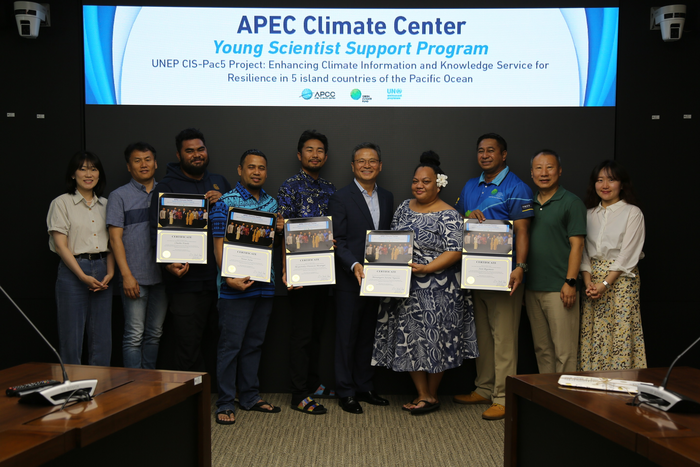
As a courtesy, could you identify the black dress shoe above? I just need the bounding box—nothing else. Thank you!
[356,391,390,406]
[339,396,363,414]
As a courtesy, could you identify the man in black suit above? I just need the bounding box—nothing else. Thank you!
[328,142,394,414]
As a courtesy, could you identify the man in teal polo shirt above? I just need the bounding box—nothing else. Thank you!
[453,133,533,421]
[525,150,586,374]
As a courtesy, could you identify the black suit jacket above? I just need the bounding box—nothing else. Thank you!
[328,181,394,292]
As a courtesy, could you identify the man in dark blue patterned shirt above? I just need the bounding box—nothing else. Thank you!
[211,149,281,425]
[277,130,336,415]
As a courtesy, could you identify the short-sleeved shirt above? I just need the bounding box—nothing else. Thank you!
[526,186,587,292]
[106,178,162,286]
[454,167,534,221]
[210,182,278,300]
[47,192,109,255]
[454,167,534,264]
[277,169,335,219]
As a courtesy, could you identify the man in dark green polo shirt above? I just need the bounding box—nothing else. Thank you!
[525,150,586,373]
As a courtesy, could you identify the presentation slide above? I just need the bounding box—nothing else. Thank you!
[83,6,618,107]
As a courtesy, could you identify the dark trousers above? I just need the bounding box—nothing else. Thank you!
[288,286,331,404]
[216,297,273,411]
[160,290,218,373]
[334,289,380,398]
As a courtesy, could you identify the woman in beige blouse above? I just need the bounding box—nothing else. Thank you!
[47,152,114,366]
[579,160,646,371]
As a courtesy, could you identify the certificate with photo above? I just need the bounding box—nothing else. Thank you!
[461,219,513,291]
[360,230,414,297]
[156,193,209,263]
[221,207,276,281]
[284,217,335,287]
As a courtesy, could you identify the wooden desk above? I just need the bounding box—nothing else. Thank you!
[0,363,211,467]
[505,367,700,467]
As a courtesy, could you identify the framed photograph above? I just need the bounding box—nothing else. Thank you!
[284,216,335,287]
[363,230,413,265]
[156,193,209,263]
[221,207,276,280]
[461,219,514,291]
[360,230,414,297]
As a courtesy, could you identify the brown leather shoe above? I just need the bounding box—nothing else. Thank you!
[482,403,506,420]
[453,391,491,405]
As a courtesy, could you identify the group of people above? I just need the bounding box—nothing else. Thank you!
[46,128,646,425]
[285,230,332,252]
[159,207,207,228]
[464,232,512,252]
[227,222,275,246]
[365,243,412,263]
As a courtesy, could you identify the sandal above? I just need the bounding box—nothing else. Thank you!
[313,384,337,398]
[292,396,328,415]
[243,400,281,413]
[410,400,440,415]
[215,409,236,425]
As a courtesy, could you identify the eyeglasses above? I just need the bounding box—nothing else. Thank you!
[353,159,380,166]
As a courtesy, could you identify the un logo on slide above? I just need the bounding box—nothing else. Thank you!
[350,89,362,100]
[301,89,313,100]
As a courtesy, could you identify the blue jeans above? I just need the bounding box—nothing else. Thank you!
[216,297,273,412]
[55,258,112,366]
[121,283,167,369]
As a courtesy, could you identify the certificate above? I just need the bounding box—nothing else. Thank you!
[461,254,512,291]
[360,265,411,297]
[461,219,513,291]
[285,252,335,287]
[156,193,209,263]
[221,244,272,282]
[283,216,335,287]
[156,230,208,264]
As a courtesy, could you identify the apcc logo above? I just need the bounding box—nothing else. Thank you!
[300,89,336,100]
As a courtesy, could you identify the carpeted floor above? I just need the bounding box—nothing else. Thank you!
[210,393,505,467]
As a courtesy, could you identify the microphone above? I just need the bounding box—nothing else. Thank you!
[636,335,700,413]
[1,285,97,406]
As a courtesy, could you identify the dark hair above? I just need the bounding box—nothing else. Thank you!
[64,151,106,197]
[530,149,561,167]
[239,149,267,167]
[175,128,205,153]
[351,142,382,162]
[414,150,446,179]
[584,160,640,209]
[297,129,328,154]
[476,133,507,152]
[123,142,157,163]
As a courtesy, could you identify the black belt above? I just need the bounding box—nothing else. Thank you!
[75,252,108,260]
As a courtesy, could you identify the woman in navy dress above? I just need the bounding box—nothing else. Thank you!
[372,152,478,414]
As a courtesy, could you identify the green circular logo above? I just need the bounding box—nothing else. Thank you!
[350,89,361,100]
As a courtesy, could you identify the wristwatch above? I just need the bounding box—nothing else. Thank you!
[515,263,528,272]
[565,278,577,287]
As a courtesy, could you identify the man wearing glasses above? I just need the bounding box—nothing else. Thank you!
[328,142,394,414]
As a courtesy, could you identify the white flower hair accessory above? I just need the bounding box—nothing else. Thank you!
[436,174,448,188]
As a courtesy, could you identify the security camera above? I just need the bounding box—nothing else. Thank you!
[14,1,48,39]
[652,5,686,42]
